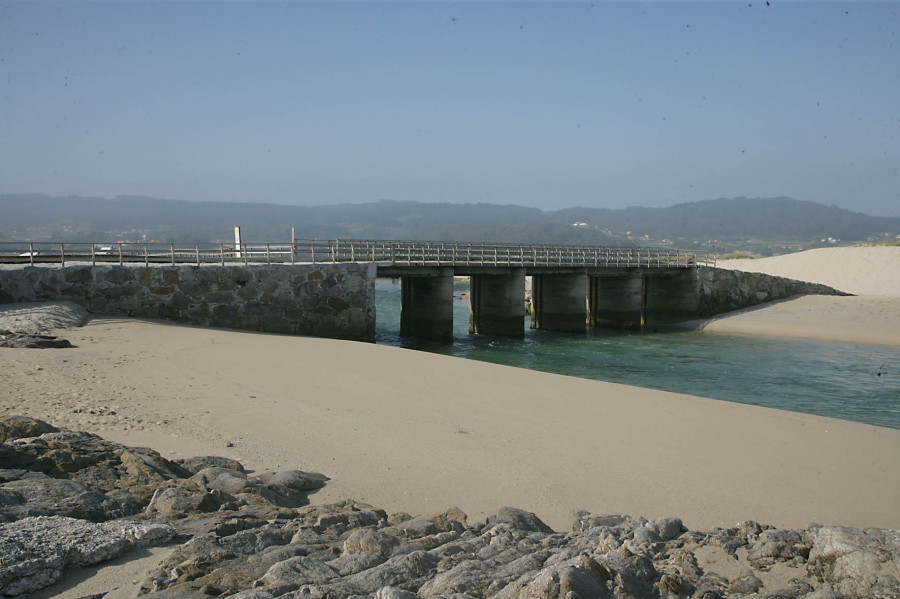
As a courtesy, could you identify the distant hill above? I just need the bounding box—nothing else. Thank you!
[0,194,897,248]
[549,197,900,241]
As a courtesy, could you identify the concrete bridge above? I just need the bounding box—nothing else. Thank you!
[1,240,716,343]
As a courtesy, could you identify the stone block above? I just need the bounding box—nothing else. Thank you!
[189,301,211,319]
[328,297,350,311]
[61,284,90,298]
[272,293,295,310]
[99,285,125,300]
[64,267,93,284]
[177,281,211,296]
[102,267,132,284]
[134,305,160,318]
[240,301,264,317]
[259,278,280,294]
[230,268,252,284]
[161,269,179,285]
[194,268,218,283]
[120,281,143,297]
[205,291,236,304]
[137,268,154,286]
[158,306,184,320]
[237,281,259,300]
[213,304,238,321]
[166,291,190,311]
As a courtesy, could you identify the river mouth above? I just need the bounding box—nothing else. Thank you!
[375,278,900,430]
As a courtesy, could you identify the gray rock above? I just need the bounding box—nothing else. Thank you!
[807,526,900,598]
[337,551,441,594]
[256,470,329,492]
[374,587,420,599]
[176,455,246,474]
[0,331,72,349]
[258,556,338,594]
[327,551,387,577]
[632,524,663,545]
[747,529,810,569]
[0,515,173,597]
[728,572,763,594]
[418,559,494,597]
[393,516,442,539]
[191,466,253,494]
[485,507,555,534]
[145,485,231,517]
[0,416,58,443]
[3,420,895,599]
[343,528,401,557]
[648,517,686,542]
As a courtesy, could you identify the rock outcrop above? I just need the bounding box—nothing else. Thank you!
[135,503,899,599]
[0,416,328,597]
[0,515,174,596]
[0,329,72,348]
[1,416,897,598]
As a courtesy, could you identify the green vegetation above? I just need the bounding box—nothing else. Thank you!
[717,252,764,260]
[841,241,900,247]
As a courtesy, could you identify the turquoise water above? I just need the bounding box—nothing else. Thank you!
[375,279,900,430]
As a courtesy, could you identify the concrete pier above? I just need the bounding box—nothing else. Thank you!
[469,269,526,337]
[400,269,454,343]
[642,270,700,328]
[530,273,587,332]
[588,274,643,330]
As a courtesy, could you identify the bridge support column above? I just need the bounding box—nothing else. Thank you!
[588,274,643,330]
[642,270,700,328]
[400,269,454,344]
[469,269,525,337]
[530,273,587,333]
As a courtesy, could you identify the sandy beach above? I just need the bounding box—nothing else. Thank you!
[718,246,900,296]
[3,314,899,536]
[705,246,900,346]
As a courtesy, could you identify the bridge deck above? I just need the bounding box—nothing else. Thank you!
[0,240,715,269]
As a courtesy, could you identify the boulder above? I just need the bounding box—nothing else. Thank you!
[486,507,555,534]
[0,516,173,597]
[0,416,58,443]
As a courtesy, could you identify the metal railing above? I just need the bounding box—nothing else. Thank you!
[0,240,715,268]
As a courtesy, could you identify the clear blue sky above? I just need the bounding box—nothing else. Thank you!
[1,1,897,216]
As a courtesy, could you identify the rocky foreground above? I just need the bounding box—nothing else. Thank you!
[0,417,897,599]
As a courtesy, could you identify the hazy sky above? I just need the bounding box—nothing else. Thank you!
[1,1,898,215]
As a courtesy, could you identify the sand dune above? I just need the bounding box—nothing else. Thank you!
[705,246,900,345]
[718,245,900,296]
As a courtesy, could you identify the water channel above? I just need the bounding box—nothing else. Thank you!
[375,279,900,430]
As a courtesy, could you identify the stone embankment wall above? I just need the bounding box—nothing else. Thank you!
[697,266,849,318]
[0,264,376,341]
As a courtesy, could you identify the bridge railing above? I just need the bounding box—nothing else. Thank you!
[316,239,714,267]
[0,240,715,268]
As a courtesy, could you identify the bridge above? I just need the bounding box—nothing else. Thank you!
[0,240,716,343]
